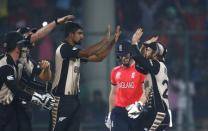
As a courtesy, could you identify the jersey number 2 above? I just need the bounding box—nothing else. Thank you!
[162,80,168,99]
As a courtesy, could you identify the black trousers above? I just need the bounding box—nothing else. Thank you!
[111,107,170,131]
[111,107,139,131]
[49,95,81,131]
[0,103,18,131]
[15,101,33,131]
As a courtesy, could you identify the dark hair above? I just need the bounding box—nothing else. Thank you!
[4,31,23,52]
[64,22,83,37]
[143,42,158,51]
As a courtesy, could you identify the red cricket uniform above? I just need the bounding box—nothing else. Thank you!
[111,63,145,107]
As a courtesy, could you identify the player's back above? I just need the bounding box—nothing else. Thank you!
[155,61,169,109]
[145,61,171,130]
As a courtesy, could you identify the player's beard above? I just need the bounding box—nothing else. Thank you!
[122,58,131,67]
[123,63,130,67]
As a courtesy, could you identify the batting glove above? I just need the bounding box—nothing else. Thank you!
[105,112,112,129]
[31,92,55,110]
[126,101,144,119]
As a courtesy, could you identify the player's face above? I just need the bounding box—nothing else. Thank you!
[120,53,131,67]
[12,47,21,62]
[20,47,30,59]
[143,47,152,58]
[72,29,84,44]
[143,47,158,60]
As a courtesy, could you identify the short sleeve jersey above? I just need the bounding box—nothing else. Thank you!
[111,63,145,107]
[52,41,81,95]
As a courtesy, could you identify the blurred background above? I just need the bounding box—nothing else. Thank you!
[0,0,208,131]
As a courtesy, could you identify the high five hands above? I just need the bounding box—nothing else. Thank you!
[105,25,121,43]
[131,28,143,45]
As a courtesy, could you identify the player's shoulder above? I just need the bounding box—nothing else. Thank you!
[0,64,14,75]
[56,42,72,54]
[159,61,168,76]
[159,61,166,67]
[112,65,122,71]
[111,65,122,75]
[60,42,80,53]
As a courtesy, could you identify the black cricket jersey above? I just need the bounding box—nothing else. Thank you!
[131,44,171,129]
[52,41,82,96]
[131,45,169,112]
[0,54,32,103]
[19,34,48,92]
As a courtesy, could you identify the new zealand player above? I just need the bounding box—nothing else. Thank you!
[50,22,121,131]
[14,37,52,131]
[127,28,172,131]
[13,15,74,131]
[105,39,145,131]
[17,15,74,47]
[0,31,55,131]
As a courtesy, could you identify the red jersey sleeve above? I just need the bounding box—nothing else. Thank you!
[111,68,117,85]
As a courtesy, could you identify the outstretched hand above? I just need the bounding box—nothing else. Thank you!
[104,25,121,43]
[114,25,121,43]
[57,15,75,24]
[132,28,143,45]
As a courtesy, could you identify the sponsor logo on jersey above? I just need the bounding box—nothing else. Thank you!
[131,72,136,79]
[7,75,14,80]
[72,47,78,50]
[115,72,121,79]
[74,66,80,73]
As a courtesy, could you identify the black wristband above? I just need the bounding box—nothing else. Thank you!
[55,18,59,25]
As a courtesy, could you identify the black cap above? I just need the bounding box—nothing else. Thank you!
[4,31,24,52]
[143,42,158,51]
[115,39,132,57]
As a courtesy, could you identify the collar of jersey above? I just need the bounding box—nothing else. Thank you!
[62,40,74,46]
[6,54,16,66]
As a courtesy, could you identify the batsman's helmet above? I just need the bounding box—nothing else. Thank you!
[115,39,132,57]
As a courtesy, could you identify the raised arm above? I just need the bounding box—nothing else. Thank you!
[83,25,121,62]
[30,15,74,44]
[131,28,158,73]
[78,25,111,57]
